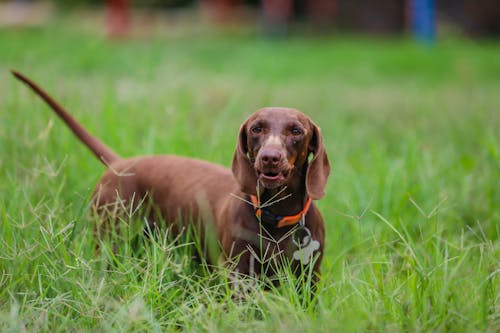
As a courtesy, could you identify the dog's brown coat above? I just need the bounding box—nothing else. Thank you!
[12,70,330,281]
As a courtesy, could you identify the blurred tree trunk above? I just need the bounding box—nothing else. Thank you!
[262,0,293,36]
[107,0,129,38]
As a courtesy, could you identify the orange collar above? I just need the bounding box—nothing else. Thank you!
[250,195,312,228]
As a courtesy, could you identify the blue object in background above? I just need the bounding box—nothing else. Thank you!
[411,0,436,44]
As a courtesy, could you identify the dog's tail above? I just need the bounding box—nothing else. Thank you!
[11,70,120,166]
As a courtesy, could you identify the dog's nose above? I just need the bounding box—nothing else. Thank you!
[260,149,282,167]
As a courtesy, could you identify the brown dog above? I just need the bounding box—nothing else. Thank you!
[12,70,330,283]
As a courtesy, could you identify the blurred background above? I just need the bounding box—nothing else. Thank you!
[1,0,499,39]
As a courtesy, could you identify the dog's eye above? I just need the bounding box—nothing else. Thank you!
[251,126,262,134]
[291,127,303,136]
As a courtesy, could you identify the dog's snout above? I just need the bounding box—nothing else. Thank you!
[260,149,282,167]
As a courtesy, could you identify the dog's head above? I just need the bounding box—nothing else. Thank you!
[232,107,330,200]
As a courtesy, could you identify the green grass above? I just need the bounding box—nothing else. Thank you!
[1,12,499,332]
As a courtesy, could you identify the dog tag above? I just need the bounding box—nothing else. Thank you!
[293,236,320,265]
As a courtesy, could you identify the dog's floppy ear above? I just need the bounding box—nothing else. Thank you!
[231,122,258,195]
[306,121,330,200]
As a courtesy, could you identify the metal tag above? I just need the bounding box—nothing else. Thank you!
[292,227,320,265]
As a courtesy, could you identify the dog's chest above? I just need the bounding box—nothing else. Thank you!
[243,224,320,277]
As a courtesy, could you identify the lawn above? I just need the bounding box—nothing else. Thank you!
[0,12,499,332]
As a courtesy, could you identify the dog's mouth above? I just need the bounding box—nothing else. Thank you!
[261,171,283,181]
[258,169,289,187]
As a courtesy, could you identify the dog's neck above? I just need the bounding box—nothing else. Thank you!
[258,170,307,217]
